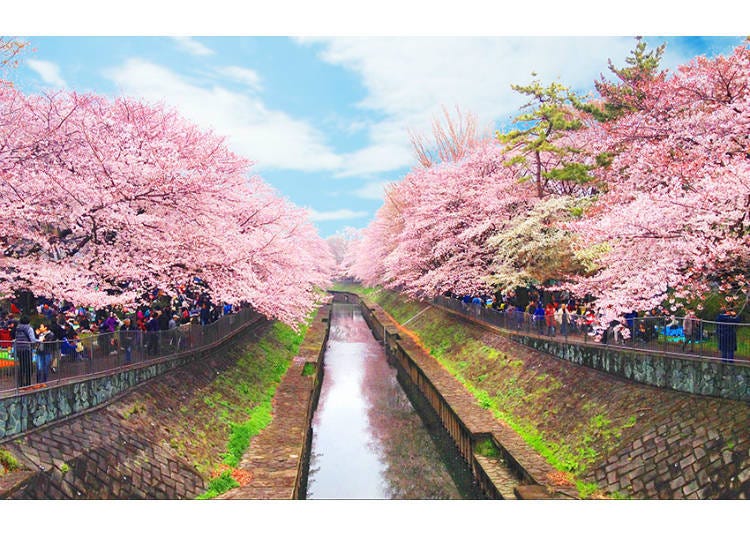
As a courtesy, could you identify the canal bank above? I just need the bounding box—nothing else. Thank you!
[218,302,331,499]
[347,291,576,499]
[0,316,302,499]
[338,285,750,499]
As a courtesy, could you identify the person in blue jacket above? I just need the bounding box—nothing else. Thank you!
[533,302,546,335]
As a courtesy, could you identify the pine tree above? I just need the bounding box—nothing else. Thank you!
[578,36,667,122]
[497,75,591,198]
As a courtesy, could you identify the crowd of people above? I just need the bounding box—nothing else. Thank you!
[449,288,744,363]
[1,283,243,389]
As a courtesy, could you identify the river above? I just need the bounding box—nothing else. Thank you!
[305,302,481,499]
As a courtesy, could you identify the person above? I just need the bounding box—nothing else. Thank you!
[146,312,160,356]
[0,314,11,350]
[556,304,567,337]
[640,309,659,344]
[583,308,596,335]
[682,310,699,352]
[119,317,138,364]
[158,308,171,331]
[168,314,180,350]
[545,302,557,336]
[36,323,55,383]
[716,308,740,363]
[13,316,39,388]
[101,312,119,354]
[533,302,546,335]
[199,303,211,326]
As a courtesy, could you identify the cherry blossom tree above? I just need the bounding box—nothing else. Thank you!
[326,226,361,279]
[350,139,539,298]
[568,42,750,318]
[484,195,596,292]
[348,182,405,288]
[0,85,332,325]
[0,37,28,83]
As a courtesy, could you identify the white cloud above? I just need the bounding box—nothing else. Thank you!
[217,66,263,92]
[172,36,214,57]
[298,37,705,178]
[353,180,393,201]
[104,58,342,172]
[308,208,368,222]
[26,59,67,88]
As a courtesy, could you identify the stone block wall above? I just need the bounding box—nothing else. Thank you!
[0,318,263,440]
[511,335,750,402]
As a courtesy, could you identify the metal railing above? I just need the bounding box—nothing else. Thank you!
[0,308,263,398]
[432,296,749,364]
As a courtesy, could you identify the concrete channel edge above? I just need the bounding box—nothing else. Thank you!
[344,291,578,500]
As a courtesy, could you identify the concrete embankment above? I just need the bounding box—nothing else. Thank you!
[219,303,331,499]
[347,286,750,499]
[0,316,306,499]
[347,291,577,499]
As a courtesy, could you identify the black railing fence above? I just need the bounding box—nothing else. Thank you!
[0,308,262,398]
[432,296,749,364]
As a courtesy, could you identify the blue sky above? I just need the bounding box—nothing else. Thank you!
[3,6,746,238]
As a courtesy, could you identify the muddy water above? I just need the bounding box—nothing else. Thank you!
[305,303,480,499]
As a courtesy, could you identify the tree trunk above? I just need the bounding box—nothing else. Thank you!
[535,151,543,198]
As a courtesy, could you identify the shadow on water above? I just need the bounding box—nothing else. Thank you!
[305,302,482,499]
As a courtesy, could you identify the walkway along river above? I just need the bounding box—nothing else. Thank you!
[305,302,481,499]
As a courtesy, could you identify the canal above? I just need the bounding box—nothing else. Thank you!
[305,302,481,499]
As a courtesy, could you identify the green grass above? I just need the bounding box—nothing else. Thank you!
[195,320,308,499]
[475,438,501,458]
[223,399,274,467]
[576,481,599,498]
[196,470,239,500]
[122,401,146,420]
[0,449,19,472]
[348,284,637,496]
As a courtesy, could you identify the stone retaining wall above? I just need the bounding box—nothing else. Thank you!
[509,334,750,402]
[0,316,264,441]
[0,318,274,499]
[351,292,576,499]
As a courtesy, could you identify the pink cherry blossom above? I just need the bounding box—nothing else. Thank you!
[0,85,333,325]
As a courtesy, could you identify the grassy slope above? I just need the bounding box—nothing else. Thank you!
[188,321,308,499]
[335,283,635,498]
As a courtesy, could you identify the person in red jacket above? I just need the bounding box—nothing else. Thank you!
[545,302,556,336]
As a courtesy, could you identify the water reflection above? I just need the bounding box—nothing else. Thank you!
[306,303,469,499]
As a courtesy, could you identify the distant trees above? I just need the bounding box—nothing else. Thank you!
[326,226,361,279]
[409,106,483,168]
